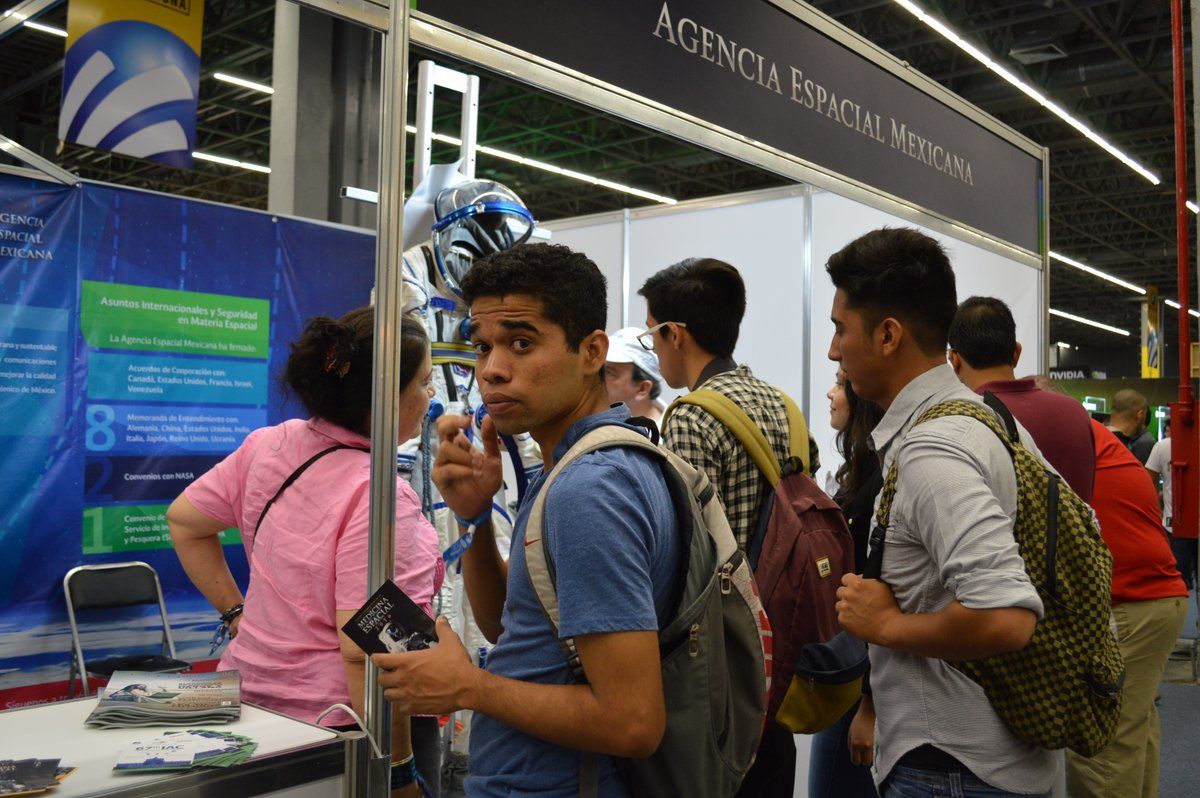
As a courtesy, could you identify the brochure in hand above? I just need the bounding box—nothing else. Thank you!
[113,730,257,773]
[341,579,437,655]
[85,671,241,728]
[0,759,76,796]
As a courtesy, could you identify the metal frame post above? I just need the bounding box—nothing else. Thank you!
[1042,147,1051,374]
[1169,0,1198,549]
[413,60,480,188]
[359,0,410,794]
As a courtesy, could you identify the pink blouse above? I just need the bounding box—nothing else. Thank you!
[184,417,443,725]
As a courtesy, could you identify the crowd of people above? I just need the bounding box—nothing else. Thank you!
[166,222,1194,798]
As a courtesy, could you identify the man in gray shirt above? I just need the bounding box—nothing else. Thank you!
[827,228,1054,797]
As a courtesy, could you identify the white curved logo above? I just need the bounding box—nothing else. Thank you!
[59,51,194,160]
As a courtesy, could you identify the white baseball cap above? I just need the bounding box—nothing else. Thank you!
[606,327,664,390]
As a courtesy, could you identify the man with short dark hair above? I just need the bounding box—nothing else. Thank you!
[948,295,1095,502]
[374,243,683,798]
[828,228,1052,798]
[604,326,664,426]
[639,256,796,797]
[1108,389,1155,464]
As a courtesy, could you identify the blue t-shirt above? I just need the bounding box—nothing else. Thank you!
[466,406,683,798]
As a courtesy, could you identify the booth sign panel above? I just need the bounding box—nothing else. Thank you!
[418,0,1043,252]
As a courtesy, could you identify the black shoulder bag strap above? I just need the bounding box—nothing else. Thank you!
[254,444,369,534]
[982,390,1020,441]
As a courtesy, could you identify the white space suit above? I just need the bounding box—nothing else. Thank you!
[397,182,543,744]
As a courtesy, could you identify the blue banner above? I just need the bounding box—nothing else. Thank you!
[0,175,375,706]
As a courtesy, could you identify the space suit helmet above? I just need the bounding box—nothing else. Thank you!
[431,180,535,299]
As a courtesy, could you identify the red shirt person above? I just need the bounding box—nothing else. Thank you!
[1065,420,1188,798]
[1088,419,1187,605]
[947,296,1095,502]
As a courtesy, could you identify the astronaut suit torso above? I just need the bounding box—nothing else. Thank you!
[398,242,542,671]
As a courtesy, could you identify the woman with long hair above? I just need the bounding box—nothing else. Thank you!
[168,309,442,796]
[809,367,884,798]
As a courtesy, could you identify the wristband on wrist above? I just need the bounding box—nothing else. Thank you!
[209,603,245,655]
[453,507,492,528]
[390,755,433,796]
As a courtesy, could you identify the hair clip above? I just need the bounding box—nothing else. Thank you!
[323,345,351,378]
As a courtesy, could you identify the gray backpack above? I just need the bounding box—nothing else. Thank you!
[525,425,770,798]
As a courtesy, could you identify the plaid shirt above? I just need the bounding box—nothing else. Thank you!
[663,361,793,550]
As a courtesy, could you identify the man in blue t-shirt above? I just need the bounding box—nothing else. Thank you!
[374,243,682,797]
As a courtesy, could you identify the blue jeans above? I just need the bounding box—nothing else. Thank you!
[808,700,878,798]
[883,765,1048,798]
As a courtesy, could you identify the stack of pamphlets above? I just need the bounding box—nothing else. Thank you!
[85,671,241,729]
[0,759,76,796]
[113,730,257,773]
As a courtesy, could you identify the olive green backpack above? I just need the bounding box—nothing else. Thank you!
[872,394,1124,756]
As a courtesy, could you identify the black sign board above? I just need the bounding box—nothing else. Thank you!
[417,0,1043,252]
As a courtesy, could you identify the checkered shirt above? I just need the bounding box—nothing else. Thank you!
[663,364,792,550]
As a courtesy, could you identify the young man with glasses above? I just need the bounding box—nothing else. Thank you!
[639,256,799,798]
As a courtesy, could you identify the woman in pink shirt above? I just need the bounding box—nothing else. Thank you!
[167,308,442,796]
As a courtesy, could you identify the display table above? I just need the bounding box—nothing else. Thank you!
[0,698,345,797]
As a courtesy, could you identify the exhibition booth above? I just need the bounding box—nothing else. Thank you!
[0,0,1049,795]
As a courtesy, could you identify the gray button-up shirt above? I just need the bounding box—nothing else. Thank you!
[868,364,1054,793]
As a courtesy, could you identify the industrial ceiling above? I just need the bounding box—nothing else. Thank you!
[0,0,1194,369]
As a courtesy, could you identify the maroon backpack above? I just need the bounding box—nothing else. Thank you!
[666,388,857,728]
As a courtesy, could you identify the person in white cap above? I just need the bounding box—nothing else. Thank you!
[604,326,665,426]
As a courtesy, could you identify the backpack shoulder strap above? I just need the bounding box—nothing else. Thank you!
[524,426,664,682]
[780,390,811,476]
[665,389,783,486]
[867,399,1014,578]
[524,426,665,798]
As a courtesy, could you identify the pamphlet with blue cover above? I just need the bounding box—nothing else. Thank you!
[85,671,241,728]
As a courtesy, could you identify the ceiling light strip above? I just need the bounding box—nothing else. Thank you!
[22,19,64,36]
[1051,249,1197,320]
[1049,250,1146,295]
[212,72,274,95]
[192,150,270,174]
[891,0,1160,185]
[1049,308,1130,337]
[1163,299,1200,318]
[406,125,677,205]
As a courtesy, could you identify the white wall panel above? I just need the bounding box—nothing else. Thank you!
[542,216,625,333]
[808,190,1042,485]
[625,194,809,408]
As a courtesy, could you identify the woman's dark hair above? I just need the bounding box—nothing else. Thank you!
[284,307,428,435]
[834,374,885,505]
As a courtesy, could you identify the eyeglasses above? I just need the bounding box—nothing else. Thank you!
[637,321,687,351]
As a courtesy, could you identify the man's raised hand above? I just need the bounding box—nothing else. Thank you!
[431,413,504,524]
